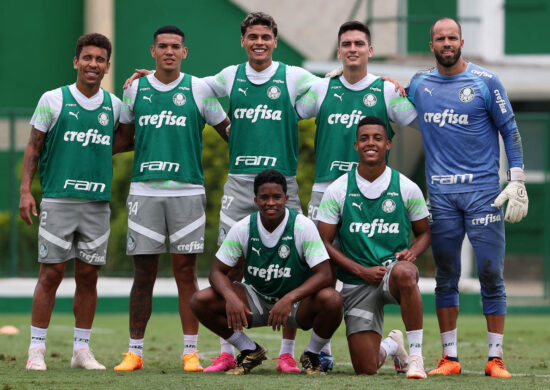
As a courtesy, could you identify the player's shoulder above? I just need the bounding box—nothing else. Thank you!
[107,91,122,105]
[397,171,422,192]
[410,67,437,83]
[326,173,349,194]
[465,62,500,86]
[39,87,63,101]
[295,213,317,231]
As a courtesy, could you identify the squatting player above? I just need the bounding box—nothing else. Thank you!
[317,116,430,379]
[113,26,230,372]
[407,17,528,378]
[20,33,121,371]
[202,12,319,372]
[191,169,343,376]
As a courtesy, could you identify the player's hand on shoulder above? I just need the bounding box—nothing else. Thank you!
[360,266,387,285]
[123,69,153,89]
[382,76,407,97]
[225,296,252,331]
[395,249,417,263]
[268,297,292,331]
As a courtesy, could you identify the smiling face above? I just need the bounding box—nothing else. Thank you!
[430,18,464,68]
[151,33,188,73]
[254,182,288,224]
[73,45,110,89]
[337,29,373,70]
[354,123,390,166]
[241,24,277,71]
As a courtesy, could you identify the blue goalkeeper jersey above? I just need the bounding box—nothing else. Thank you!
[407,62,523,195]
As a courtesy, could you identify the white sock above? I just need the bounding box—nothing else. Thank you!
[226,331,256,352]
[305,331,330,355]
[73,327,91,353]
[441,329,458,358]
[380,336,398,358]
[29,325,48,352]
[183,334,198,355]
[220,337,235,355]
[279,338,295,357]
[406,329,423,357]
[320,340,332,355]
[488,332,504,358]
[129,338,144,357]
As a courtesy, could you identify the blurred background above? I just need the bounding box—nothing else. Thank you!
[1,0,548,311]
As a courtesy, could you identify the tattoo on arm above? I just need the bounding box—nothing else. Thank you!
[22,129,46,185]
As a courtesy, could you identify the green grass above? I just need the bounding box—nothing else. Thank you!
[1,313,549,389]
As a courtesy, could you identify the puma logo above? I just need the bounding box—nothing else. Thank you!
[238,88,248,96]
[352,202,363,211]
[334,93,344,101]
[143,95,152,103]
[251,247,261,256]
[424,88,434,96]
[69,111,79,120]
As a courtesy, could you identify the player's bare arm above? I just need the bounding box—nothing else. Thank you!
[212,117,231,143]
[318,221,387,285]
[19,128,47,225]
[267,260,333,331]
[395,217,431,262]
[209,258,252,331]
[112,122,135,154]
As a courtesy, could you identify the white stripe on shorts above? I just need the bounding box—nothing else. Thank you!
[243,284,264,316]
[169,214,206,243]
[220,211,238,229]
[347,308,374,321]
[77,229,110,250]
[128,220,166,243]
[39,227,72,250]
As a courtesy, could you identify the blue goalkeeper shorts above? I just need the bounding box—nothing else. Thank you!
[428,189,506,315]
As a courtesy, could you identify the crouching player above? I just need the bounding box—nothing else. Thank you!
[191,169,343,375]
[317,116,430,378]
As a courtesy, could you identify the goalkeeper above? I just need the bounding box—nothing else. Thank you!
[406,17,528,378]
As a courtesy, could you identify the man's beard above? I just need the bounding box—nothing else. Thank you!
[435,47,461,68]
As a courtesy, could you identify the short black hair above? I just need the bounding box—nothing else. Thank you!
[241,11,278,37]
[338,21,371,45]
[154,25,185,44]
[75,33,112,61]
[254,169,287,195]
[430,17,462,40]
[356,116,388,138]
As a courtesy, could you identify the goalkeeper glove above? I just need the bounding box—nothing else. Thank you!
[492,168,528,223]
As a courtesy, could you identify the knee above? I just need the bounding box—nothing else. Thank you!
[38,265,65,290]
[354,361,378,375]
[391,263,419,289]
[316,288,343,313]
[75,266,99,286]
[190,288,214,317]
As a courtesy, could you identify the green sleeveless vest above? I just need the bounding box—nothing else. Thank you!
[245,209,312,299]
[314,77,394,182]
[39,86,114,200]
[228,63,299,176]
[337,169,410,284]
[132,74,206,184]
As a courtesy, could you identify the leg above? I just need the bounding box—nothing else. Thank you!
[191,284,251,340]
[172,253,199,335]
[129,254,159,339]
[73,259,101,329]
[348,331,382,375]
[388,261,422,331]
[31,263,66,328]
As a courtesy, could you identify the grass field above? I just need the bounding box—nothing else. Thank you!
[1,313,549,389]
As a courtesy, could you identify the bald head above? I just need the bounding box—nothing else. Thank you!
[430,17,462,41]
